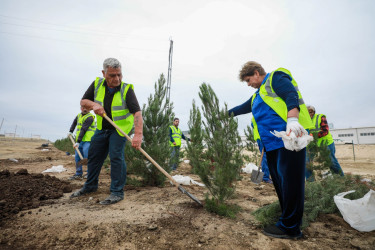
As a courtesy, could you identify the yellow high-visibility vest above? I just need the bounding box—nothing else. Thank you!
[94,77,134,136]
[310,113,334,146]
[76,113,96,142]
[251,68,314,140]
[170,125,182,147]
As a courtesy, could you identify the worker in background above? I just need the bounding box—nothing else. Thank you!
[70,58,143,205]
[228,61,313,239]
[306,105,344,179]
[170,118,190,170]
[67,106,96,180]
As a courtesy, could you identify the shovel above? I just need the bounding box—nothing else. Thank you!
[250,148,265,184]
[68,134,88,165]
[103,113,203,206]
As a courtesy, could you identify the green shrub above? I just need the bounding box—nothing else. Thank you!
[253,174,374,228]
[54,137,75,155]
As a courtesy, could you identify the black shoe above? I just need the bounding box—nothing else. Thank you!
[99,194,123,205]
[68,175,83,180]
[262,225,302,239]
[70,189,87,198]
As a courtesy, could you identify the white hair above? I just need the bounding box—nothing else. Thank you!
[103,58,122,72]
[306,105,315,112]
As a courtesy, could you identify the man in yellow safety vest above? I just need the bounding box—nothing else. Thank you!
[70,58,144,205]
[68,106,96,180]
[170,118,190,170]
[306,105,344,179]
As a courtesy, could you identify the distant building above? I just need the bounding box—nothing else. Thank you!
[31,134,41,139]
[330,127,375,144]
[4,133,15,137]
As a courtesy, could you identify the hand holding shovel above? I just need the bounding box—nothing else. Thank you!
[103,113,202,206]
[68,134,88,165]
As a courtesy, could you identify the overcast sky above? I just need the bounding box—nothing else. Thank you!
[1,0,374,141]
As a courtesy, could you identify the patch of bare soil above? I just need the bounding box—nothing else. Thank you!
[0,139,374,249]
[0,169,78,225]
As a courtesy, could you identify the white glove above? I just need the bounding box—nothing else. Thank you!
[73,143,79,148]
[67,132,73,137]
[286,117,307,137]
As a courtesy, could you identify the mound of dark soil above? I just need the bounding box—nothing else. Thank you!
[0,169,76,226]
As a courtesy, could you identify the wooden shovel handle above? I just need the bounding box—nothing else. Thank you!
[102,113,179,187]
[68,134,84,160]
[258,148,265,171]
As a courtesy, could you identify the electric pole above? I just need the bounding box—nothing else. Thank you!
[166,37,173,107]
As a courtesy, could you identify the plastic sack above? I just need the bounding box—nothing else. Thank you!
[171,175,205,186]
[42,165,67,173]
[334,190,375,232]
[242,163,259,174]
[271,130,313,151]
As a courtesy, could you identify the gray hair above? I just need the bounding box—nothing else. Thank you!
[103,58,122,72]
[306,105,315,112]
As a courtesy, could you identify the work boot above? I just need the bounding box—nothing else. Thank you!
[99,194,123,205]
[70,189,87,199]
[68,175,83,180]
[262,225,302,239]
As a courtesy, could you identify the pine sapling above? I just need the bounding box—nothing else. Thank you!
[125,74,174,186]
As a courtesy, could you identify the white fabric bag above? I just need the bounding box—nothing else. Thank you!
[334,190,375,232]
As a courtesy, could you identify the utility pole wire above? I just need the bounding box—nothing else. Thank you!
[0,14,166,41]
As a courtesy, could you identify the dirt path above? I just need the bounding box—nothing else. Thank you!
[0,139,374,249]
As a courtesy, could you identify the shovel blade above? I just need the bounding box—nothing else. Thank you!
[78,158,88,165]
[250,170,264,184]
[178,185,203,206]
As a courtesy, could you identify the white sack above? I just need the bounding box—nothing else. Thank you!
[171,175,205,186]
[334,190,375,232]
[41,149,49,152]
[242,163,259,174]
[271,131,313,151]
[42,165,67,173]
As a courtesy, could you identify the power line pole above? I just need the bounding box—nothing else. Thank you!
[13,125,17,140]
[0,118,4,133]
[166,37,173,107]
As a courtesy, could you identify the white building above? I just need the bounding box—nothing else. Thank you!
[330,127,375,145]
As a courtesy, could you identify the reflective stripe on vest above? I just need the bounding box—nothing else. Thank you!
[251,68,314,141]
[94,77,134,136]
[311,114,334,146]
[170,125,182,147]
[76,113,96,142]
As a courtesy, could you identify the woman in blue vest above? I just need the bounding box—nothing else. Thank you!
[229,61,313,239]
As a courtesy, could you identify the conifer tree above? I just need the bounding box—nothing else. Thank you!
[186,100,205,174]
[125,74,174,186]
[243,125,261,165]
[193,83,243,216]
[306,132,332,180]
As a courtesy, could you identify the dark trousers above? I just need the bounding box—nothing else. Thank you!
[266,147,306,236]
[170,146,180,170]
[83,129,127,198]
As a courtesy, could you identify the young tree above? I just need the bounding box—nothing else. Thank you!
[193,83,243,217]
[125,74,174,186]
[243,125,261,165]
[186,100,205,174]
[306,132,332,181]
